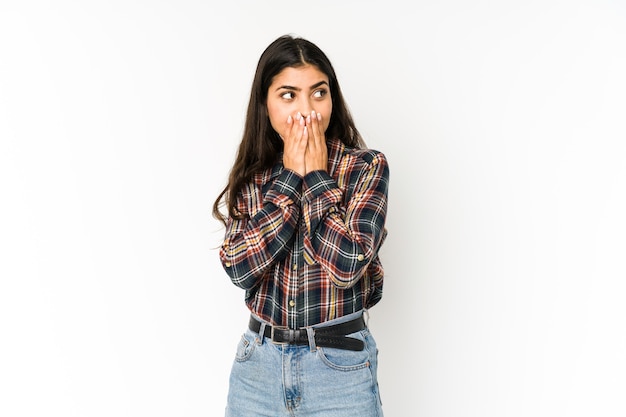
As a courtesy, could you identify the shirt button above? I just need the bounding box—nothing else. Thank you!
[292,263,298,270]
[225,262,231,267]
[357,254,365,261]
[289,300,296,307]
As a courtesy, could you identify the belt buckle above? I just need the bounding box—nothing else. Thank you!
[270,326,293,344]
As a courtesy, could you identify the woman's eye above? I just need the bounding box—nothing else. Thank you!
[281,92,295,100]
[313,89,327,99]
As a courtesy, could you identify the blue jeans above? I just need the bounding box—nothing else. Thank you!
[225,312,384,416]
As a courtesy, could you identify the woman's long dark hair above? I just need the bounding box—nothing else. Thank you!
[213,34,364,225]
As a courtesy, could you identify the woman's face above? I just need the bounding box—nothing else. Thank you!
[266,64,332,139]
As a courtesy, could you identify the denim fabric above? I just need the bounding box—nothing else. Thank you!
[225,315,384,416]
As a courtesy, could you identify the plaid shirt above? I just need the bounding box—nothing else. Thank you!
[220,138,389,328]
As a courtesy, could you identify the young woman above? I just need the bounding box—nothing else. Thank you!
[213,34,389,417]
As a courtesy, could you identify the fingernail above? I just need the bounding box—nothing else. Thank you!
[317,112,321,121]
[311,110,316,118]
[287,115,292,123]
[306,115,311,124]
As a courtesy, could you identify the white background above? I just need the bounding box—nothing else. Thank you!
[1,1,625,416]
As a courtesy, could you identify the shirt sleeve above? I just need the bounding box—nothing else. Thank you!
[301,152,389,289]
[220,169,302,289]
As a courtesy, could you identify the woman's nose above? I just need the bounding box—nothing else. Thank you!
[298,98,314,119]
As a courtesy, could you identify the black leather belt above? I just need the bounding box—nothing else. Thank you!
[249,315,366,351]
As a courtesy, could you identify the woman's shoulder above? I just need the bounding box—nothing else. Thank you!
[342,143,388,167]
[327,139,389,182]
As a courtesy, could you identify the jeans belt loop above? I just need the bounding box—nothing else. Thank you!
[306,327,316,352]
[258,322,267,345]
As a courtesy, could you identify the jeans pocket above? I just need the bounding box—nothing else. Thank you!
[234,330,257,362]
[317,330,371,371]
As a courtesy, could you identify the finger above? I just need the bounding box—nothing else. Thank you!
[285,113,302,143]
[282,114,294,143]
[297,112,307,142]
[315,110,323,134]
[309,111,320,140]
[280,114,292,141]
[304,114,312,145]
[289,112,307,153]
[309,110,323,148]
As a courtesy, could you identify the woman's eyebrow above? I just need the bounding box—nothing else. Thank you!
[310,80,329,89]
[275,80,329,92]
